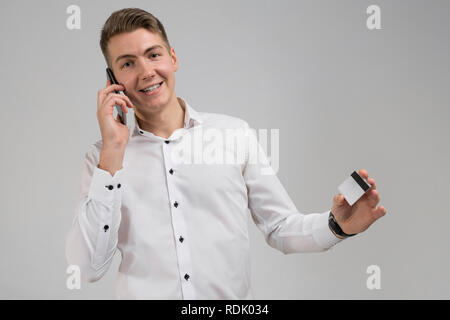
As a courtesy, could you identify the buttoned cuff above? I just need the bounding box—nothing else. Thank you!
[87,166,124,204]
[312,211,344,249]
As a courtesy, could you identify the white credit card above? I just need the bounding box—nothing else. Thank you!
[338,171,371,206]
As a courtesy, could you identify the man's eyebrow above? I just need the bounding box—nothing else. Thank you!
[115,45,164,64]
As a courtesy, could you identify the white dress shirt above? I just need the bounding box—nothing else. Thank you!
[65,97,343,299]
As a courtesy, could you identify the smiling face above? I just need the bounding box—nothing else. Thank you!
[107,28,178,115]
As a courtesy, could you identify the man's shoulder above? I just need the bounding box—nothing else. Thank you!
[198,111,250,130]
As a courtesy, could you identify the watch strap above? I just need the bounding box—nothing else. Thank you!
[328,211,357,238]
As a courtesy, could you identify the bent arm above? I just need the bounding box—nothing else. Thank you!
[242,122,343,254]
[65,145,124,282]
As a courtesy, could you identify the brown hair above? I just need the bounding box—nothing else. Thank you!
[100,8,171,67]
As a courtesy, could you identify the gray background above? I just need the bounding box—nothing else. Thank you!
[1,0,449,299]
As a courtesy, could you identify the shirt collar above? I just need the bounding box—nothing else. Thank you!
[132,97,203,138]
[180,97,203,128]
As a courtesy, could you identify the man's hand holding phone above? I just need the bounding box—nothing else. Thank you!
[96,79,134,176]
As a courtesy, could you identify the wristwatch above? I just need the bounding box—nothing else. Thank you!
[328,211,357,238]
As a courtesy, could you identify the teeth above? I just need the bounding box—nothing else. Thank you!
[143,83,161,92]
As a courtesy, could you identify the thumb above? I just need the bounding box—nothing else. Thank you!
[335,194,346,206]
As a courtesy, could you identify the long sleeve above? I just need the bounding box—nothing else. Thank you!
[65,144,124,282]
[242,122,343,254]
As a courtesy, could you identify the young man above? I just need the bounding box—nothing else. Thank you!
[66,8,386,299]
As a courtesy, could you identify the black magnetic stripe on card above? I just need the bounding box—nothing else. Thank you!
[351,171,371,191]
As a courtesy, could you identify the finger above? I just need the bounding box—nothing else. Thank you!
[334,194,343,204]
[372,205,387,220]
[108,93,132,110]
[98,85,121,104]
[366,189,380,208]
[359,168,369,179]
[121,94,134,109]
[100,84,126,98]
[104,95,128,114]
[115,98,129,115]
[334,194,349,207]
[367,177,376,190]
[118,103,128,116]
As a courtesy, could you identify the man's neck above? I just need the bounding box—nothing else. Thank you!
[135,96,185,139]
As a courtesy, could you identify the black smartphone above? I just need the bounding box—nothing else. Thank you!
[106,67,127,125]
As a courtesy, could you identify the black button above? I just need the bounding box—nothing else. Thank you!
[117,183,121,188]
[103,225,109,232]
[179,236,184,243]
[184,274,190,281]
[174,201,178,208]
[169,169,174,175]
[139,130,143,134]
[165,140,170,144]
[106,185,114,190]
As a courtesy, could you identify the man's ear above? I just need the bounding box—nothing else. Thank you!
[170,46,178,72]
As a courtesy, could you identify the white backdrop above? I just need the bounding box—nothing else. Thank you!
[0,0,449,299]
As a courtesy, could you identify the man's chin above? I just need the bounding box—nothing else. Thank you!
[134,100,166,116]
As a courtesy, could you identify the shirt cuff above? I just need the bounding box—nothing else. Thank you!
[87,166,124,204]
[312,211,344,249]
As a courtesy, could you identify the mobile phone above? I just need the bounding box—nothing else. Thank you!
[106,67,127,125]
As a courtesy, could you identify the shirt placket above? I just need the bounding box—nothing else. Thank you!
[162,138,196,300]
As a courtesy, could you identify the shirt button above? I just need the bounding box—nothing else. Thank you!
[106,185,114,190]
[165,140,170,144]
[179,236,184,243]
[103,225,109,232]
[174,201,179,208]
[139,130,143,134]
[184,274,190,281]
[169,169,174,175]
[117,183,121,188]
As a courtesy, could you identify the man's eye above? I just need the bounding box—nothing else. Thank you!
[151,53,160,58]
[122,61,132,68]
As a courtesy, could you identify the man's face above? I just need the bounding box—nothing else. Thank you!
[107,28,178,114]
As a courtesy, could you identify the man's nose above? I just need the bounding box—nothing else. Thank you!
[138,60,156,81]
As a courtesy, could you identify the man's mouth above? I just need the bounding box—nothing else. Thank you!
[139,81,163,93]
